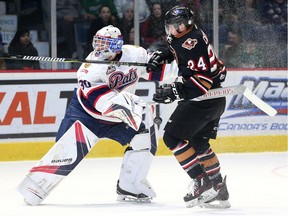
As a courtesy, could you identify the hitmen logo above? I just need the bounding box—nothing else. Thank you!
[182,38,197,50]
[227,77,287,116]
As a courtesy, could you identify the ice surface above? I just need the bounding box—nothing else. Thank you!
[0,152,287,216]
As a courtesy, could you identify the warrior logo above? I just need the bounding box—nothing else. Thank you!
[182,38,197,50]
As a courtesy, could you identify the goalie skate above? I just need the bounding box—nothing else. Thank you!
[199,176,231,209]
[116,181,152,203]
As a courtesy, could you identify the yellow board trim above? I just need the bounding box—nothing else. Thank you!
[0,135,287,161]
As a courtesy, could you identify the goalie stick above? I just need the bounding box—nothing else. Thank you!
[0,51,148,67]
[191,85,277,117]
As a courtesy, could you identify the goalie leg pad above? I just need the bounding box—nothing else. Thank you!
[17,120,99,205]
[129,102,158,155]
[17,176,48,206]
[118,148,156,199]
[117,102,158,201]
[129,130,152,151]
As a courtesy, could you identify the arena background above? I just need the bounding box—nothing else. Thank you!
[0,1,287,161]
[0,69,287,161]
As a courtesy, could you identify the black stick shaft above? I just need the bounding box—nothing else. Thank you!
[0,53,148,67]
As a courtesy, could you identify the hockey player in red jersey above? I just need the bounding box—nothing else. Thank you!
[146,5,230,208]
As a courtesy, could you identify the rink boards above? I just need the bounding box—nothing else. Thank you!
[0,69,287,161]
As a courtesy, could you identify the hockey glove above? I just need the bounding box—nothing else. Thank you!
[153,83,181,104]
[146,50,166,73]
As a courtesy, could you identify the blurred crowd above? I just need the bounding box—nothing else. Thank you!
[0,0,287,69]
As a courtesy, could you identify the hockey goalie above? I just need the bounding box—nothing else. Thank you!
[17,25,159,205]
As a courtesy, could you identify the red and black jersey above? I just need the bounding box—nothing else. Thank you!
[167,24,227,100]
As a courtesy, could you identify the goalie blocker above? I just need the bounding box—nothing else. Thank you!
[17,103,158,205]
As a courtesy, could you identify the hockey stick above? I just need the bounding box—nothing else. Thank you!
[0,51,276,116]
[192,85,277,116]
[0,51,148,67]
[151,85,277,127]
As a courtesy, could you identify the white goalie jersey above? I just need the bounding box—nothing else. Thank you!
[76,45,150,124]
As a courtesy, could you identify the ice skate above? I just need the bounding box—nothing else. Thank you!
[116,181,152,203]
[199,176,231,209]
[184,172,218,208]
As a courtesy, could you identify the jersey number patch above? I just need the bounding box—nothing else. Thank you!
[188,57,207,71]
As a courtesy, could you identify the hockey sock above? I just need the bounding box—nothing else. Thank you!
[197,147,222,185]
[171,141,203,179]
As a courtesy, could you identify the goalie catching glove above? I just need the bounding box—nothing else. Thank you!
[153,83,183,104]
[102,91,144,131]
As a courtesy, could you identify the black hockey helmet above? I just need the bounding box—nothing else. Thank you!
[165,5,194,34]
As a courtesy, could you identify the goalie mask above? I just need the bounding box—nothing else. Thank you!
[92,25,124,60]
[165,5,194,35]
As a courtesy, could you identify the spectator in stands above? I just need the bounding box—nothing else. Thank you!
[86,5,117,54]
[140,2,166,48]
[127,27,135,45]
[219,0,245,25]
[262,0,287,25]
[18,0,45,32]
[146,0,182,14]
[220,26,264,68]
[235,0,263,42]
[237,0,262,26]
[261,0,287,49]
[220,26,245,68]
[239,40,264,68]
[199,0,243,39]
[200,0,242,25]
[114,0,150,23]
[5,29,40,70]
[117,3,134,44]
[57,0,95,58]
[80,0,118,19]
[127,26,144,45]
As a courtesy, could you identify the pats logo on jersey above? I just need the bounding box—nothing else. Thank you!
[182,38,197,50]
[109,68,138,91]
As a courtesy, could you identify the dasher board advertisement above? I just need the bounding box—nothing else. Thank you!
[0,72,156,141]
[0,69,287,142]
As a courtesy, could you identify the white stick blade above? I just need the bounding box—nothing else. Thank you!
[243,88,277,117]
